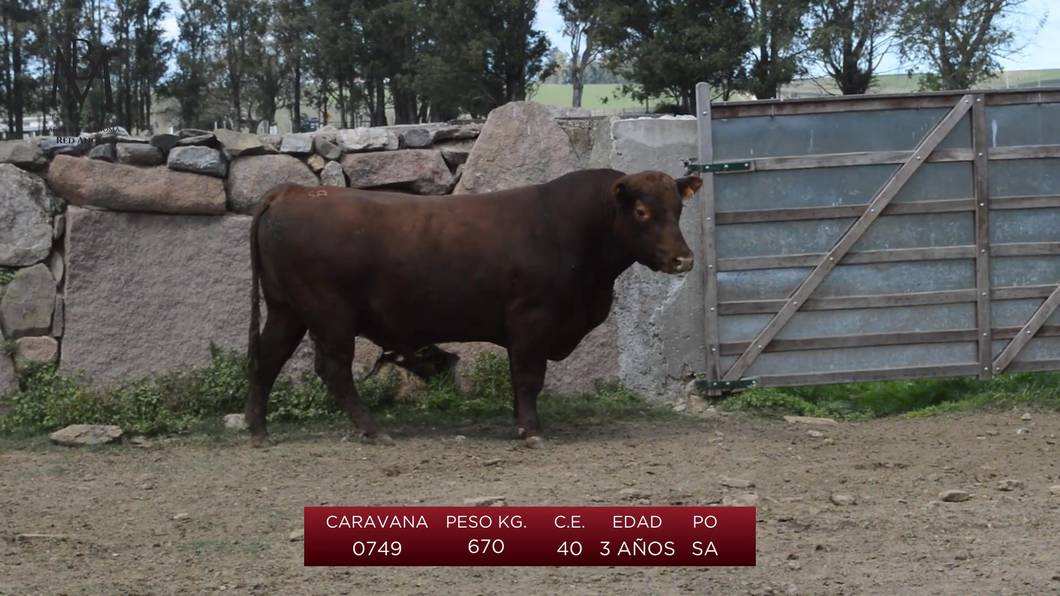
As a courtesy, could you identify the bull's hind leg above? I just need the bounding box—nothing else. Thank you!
[315,337,394,446]
[247,305,307,447]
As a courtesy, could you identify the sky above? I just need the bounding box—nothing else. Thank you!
[159,0,1060,76]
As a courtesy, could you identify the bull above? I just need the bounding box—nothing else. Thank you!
[246,168,702,449]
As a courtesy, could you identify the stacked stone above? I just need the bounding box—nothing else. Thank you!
[0,101,618,399]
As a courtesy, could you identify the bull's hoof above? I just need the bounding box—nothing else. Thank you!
[250,434,276,449]
[360,432,396,447]
[524,436,550,450]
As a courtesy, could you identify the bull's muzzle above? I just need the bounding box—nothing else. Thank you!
[669,253,694,273]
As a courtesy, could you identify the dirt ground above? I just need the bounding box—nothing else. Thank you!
[2,408,1059,596]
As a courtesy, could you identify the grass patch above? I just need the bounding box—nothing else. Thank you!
[10,338,1056,441]
[0,342,661,439]
[721,372,1060,420]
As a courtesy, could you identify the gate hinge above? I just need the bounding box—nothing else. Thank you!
[682,158,754,175]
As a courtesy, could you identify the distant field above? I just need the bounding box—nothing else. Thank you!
[783,68,1060,98]
[145,69,1060,134]
[528,83,649,109]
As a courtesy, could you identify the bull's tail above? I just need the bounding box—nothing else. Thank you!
[247,189,281,383]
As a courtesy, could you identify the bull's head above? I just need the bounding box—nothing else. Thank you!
[611,170,702,274]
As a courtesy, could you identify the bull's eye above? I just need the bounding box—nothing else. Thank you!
[634,206,650,221]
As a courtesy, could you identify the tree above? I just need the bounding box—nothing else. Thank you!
[413,0,488,121]
[745,0,812,99]
[558,0,604,108]
[1,0,33,136]
[159,0,222,129]
[106,0,170,132]
[411,0,553,120]
[212,0,264,130]
[896,0,1043,91]
[597,0,753,111]
[272,0,312,132]
[807,0,899,94]
[473,0,554,112]
[130,0,173,132]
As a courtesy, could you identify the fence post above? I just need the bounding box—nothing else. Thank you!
[695,82,723,393]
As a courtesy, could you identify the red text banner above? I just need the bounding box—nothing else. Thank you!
[303,506,756,566]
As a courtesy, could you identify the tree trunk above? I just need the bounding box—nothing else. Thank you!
[371,78,387,126]
[291,60,302,132]
[571,66,583,108]
[12,25,24,134]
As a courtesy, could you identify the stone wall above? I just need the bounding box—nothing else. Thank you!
[0,103,700,402]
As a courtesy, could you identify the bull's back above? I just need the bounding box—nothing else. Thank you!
[255,184,554,344]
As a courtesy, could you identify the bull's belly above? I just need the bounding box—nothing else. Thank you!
[356,301,508,349]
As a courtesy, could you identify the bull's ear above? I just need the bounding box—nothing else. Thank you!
[676,176,703,200]
[612,179,635,206]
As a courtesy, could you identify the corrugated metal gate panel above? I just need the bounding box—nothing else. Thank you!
[693,84,1060,390]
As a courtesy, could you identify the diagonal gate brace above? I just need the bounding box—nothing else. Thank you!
[721,94,976,382]
[992,282,1060,374]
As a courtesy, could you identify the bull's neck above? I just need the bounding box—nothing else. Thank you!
[592,186,636,282]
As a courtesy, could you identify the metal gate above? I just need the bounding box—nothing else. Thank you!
[686,82,1060,393]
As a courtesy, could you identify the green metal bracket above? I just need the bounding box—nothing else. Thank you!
[682,158,753,175]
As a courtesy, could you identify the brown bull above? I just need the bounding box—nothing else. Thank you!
[246,168,702,449]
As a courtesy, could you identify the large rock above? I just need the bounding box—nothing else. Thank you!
[321,161,346,186]
[454,102,579,195]
[587,116,620,169]
[558,118,597,167]
[178,128,211,138]
[115,134,148,144]
[280,133,314,155]
[225,154,319,214]
[37,137,88,158]
[14,336,59,371]
[394,127,434,149]
[116,143,165,166]
[336,128,399,153]
[0,264,56,339]
[50,424,123,446]
[0,164,58,267]
[261,134,283,151]
[609,116,701,402]
[0,351,15,395]
[167,146,228,178]
[0,140,47,171]
[341,149,451,194]
[60,207,314,383]
[213,129,268,158]
[47,155,227,215]
[88,143,116,162]
[543,314,620,394]
[176,134,218,148]
[150,133,180,153]
[314,136,342,160]
[434,123,482,141]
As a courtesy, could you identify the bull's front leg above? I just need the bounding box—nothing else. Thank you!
[507,347,549,449]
